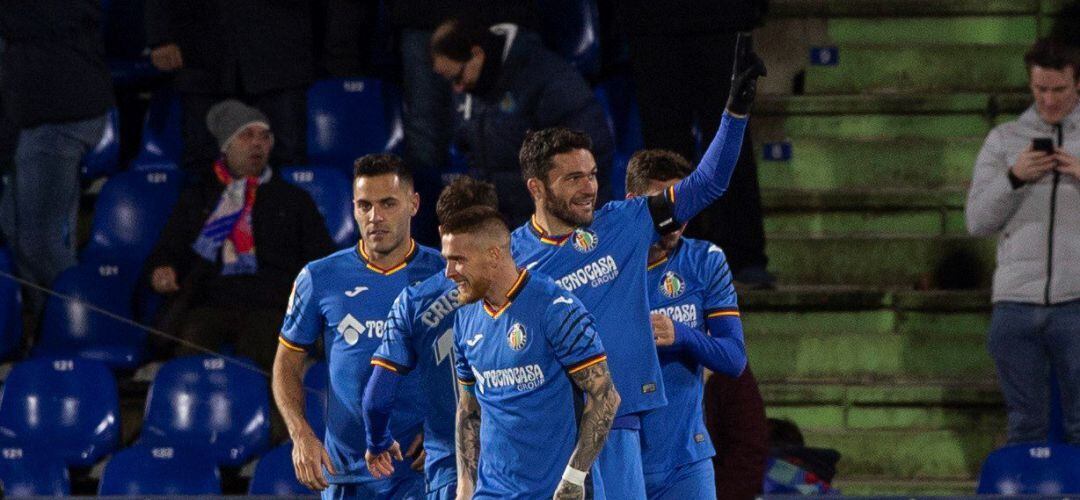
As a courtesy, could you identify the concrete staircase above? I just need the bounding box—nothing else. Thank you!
[747,1,1070,493]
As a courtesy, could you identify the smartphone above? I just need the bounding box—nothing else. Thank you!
[1033,138,1055,155]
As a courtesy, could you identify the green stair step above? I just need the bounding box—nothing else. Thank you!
[756,113,991,140]
[768,236,995,286]
[806,429,999,478]
[760,381,1001,406]
[804,45,1029,94]
[829,17,1038,46]
[832,478,976,495]
[771,0,1039,17]
[766,404,1003,433]
[763,189,967,211]
[757,93,1032,116]
[763,189,967,236]
[757,137,982,190]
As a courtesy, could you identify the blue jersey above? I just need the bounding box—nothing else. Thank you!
[642,238,738,473]
[370,273,461,491]
[279,241,443,483]
[511,197,666,416]
[453,271,607,499]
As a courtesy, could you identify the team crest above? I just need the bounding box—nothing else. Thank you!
[571,228,598,253]
[660,271,686,299]
[507,323,527,351]
[499,92,517,113]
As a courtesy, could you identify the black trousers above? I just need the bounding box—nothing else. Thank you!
[628,32,768,271]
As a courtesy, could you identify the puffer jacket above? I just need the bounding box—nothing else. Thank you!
[966,103,1080,305]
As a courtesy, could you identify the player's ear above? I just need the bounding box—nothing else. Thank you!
[525,177,544,202]
[409,189,420,217]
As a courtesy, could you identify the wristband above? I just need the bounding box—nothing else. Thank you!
[561,465,587,486]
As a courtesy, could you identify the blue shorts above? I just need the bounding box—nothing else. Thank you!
[597,427,646,500]
[426,481,455,500]
[321,474,425,500]
[644,459,716,500]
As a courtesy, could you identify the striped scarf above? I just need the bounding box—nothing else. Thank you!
[192,158,270,275]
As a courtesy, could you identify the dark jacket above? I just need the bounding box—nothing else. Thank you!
[453,27,613,178]
[144,170,334,310]
[144,0,313,94]
[704,365,768,500]
[0,0,113,128]
[384,0,537,30]
[617,0,768,35]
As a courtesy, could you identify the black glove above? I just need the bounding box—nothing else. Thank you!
[725,32,768,116]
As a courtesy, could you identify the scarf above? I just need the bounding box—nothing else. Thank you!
[192,158,271,275]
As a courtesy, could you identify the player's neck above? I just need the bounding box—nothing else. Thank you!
[648,245,668,265]
[533,208,575,236]
[360,238,413,269]
[484,261,523,307]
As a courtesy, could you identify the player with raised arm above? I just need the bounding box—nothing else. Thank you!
[272,154,442,497]
[444,206,619,499]
[509,33,765,497]
[626,150,748,498]
[361,177,501,499]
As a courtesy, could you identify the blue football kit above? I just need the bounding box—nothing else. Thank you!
[643,237,747,499]
[453,270,608,499]
[368,273,462,497]
[510,112,747,497]
[280,241,443,498]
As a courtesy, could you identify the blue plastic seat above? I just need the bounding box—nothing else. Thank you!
[130,90,183,171]
[593,76,645,199]
[0,358,120,467]
[307,78,404,166]
[83,169,185,264]
[98,444,220,495]
[977,443,1080,494]
[281,166,358,249]
[33,263,146,369]
[0,447,70,497]
[101,0,158,85]
[80,107,121,180]
[304,361,328,440]
[140,356,271,466]
[537,0,601,77]
[248,442,308,495]
[0,247,23,361]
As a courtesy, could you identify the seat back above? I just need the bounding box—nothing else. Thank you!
[84,169,184,263]
[593,77,644,200]
[130,90,183,171]
[0,447,70,497]
[0,358,120,466]
[141,356,270,466]
[0,247,22,361]
[537,0,601,76]
[248,442,307,494]
[98,444,220,495]
[976,444,1080,494]
[307,78,404,166]
[281,166,358,249]
[304,361,328,440]
[80,107,121,180]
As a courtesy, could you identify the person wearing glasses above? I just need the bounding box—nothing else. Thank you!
[428,17,614,227]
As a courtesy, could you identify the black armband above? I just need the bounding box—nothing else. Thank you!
[648,194,679,235]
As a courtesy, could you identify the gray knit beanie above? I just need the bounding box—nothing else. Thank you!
[206,99,271,151]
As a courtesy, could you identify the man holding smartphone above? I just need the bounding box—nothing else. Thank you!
[966,38,1080,445]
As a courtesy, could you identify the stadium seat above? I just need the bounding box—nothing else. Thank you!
[304,361,328,440]
[130,90,183,171]
[0,358,120,467]
[0,247,22,361]
[248,442,308,495]
[101,0,158,85]
[82,168,185,264]
[281,166,358,249]
[0,447,70,497]
[98,444,220,495]
[140,356,271,466]
[33,263,147,369]
[537,0,601,77]
[307,78,404,166]
[80,107,121,180]
[976,444,1080,494]
[593,76,645,199]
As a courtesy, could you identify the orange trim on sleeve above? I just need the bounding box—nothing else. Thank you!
[371,358,400,373]
[278,336,307,352]
[707,310,741,319]
[568,354,608,374]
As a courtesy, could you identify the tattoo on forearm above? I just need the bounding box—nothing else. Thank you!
[567,361,620,472]
[456,391,482,488]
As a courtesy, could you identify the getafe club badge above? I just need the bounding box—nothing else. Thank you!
[571,228,598,253]
[660,271,686,299]
[507,323,527,351]
[500,92,517,113]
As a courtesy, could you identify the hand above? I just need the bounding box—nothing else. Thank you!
[405,433,426,472]
[1010,147,1056,182]
[725,32,767,116]
[292,430,336,490]
[150,43,183,71]
[1054,149,1080,180]
[650,313,676,347]
[151,266,180,293]
[553,480,585,499]
[365,440,402,479]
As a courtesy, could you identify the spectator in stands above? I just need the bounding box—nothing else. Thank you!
[145,100,333,371]
[704,367,768,499]
[0,0,113,314]
[617,1,775,289]
[966,38,1080,445]
[429,17,614,226]
[145,0,313,178]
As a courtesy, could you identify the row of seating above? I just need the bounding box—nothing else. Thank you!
[0,355,326,495]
